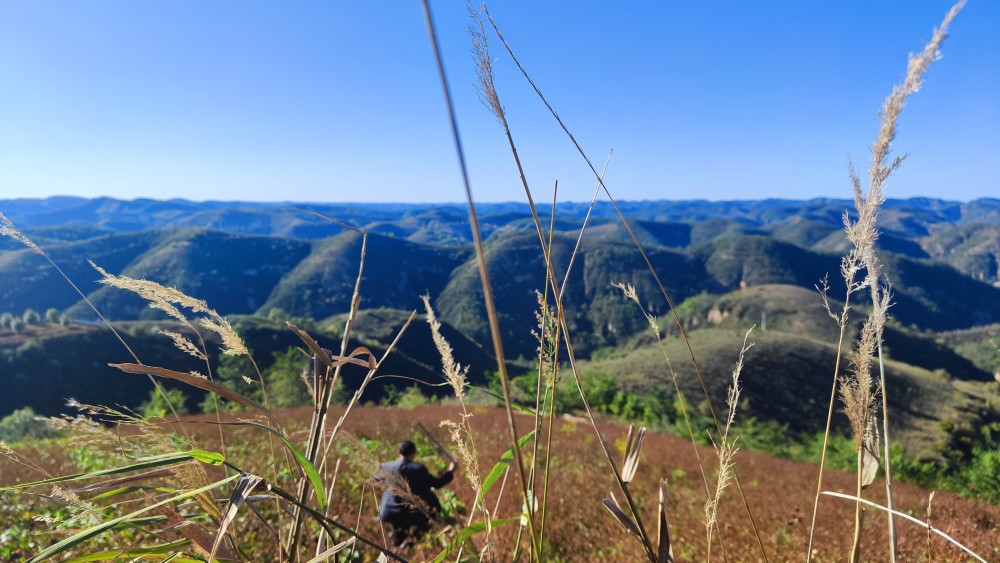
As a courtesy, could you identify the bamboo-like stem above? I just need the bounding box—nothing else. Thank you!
[288,220,367,557]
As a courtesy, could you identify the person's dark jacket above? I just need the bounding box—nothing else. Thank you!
[378,459,454,522]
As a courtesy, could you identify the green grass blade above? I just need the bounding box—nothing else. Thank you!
[64,539,193,562]
[432,517,518,563]
[467,385,536,415]
[216,420,327,509]
[27,473,240,563]
[477,431,534,505]
[91,485,178,501]
[0,451,221,492]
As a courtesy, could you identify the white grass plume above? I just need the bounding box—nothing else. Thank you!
[704,328,753,558]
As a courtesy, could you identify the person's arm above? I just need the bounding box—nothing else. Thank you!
[432,463,455,488]
[414,462,454,489]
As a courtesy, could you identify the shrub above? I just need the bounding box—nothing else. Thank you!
[139,387,190,419]
[267,347,312,408]
[0,407,60,442]
[22,309,40,325]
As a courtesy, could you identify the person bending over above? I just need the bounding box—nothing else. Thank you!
[377,440,456,547]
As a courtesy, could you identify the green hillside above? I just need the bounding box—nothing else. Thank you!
[580,327,997,458]
[261,231,470,320]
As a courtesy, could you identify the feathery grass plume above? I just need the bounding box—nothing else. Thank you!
[423,294,496,558]
[157,329,208,361]
[532,291,560,389]
[0,212,43,255]
[422,294,469,399]
[807,5,963,561]
[92,261,249,357]
[199,317,250,357]
[705,328,753,560]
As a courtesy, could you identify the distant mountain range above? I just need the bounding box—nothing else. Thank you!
[2,196,998,334]
[2,196,999,456]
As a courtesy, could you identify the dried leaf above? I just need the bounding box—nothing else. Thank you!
[287,322,375,369]
[110,363,269,415]
[603,492,641,537]
[210,473,263,562]
[861,418,880,489]
[305,537,356,563]
[657,480,674,563]
[622,425,646,484]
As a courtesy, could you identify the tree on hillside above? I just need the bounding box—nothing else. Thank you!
[203,352,261,412]
[22,309,40,325]
[44,308,59,323]
[266,347,312,408]
[140,387,190,419]
[9,318,25,333]
[0,407,60,442]
[0,312,12,328]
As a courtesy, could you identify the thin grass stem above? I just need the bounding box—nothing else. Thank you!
[422,0,539,557]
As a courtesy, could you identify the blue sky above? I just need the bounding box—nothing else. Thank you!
[1,1,997,203]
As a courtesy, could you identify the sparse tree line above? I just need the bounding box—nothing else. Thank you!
[0,308,71,332]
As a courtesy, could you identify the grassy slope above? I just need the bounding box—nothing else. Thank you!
[581,326,995,458]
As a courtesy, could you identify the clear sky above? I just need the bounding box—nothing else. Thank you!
[1,1,997,204]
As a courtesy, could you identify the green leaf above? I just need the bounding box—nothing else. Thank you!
[477,431,534,505]
[91,485,177,501]
[432,517,518,563]
[216,421,327,509]
[467,385,536,415]
[0,450,222,492]
[187,450,225,465]
[64,539,194,562]
[28,473,240,563]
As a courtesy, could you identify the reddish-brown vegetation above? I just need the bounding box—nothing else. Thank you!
[4,405,995,561]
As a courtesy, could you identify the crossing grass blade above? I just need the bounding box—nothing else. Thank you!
[477,431,534,505]
[64,540,196,562]
[1,450,222,492]
[304,537,357,563]
[211,473,263,562]
[433,517,519,563]
[216,420,327,510]
[27,473,240,563]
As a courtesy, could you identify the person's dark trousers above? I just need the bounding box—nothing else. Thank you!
[389,512,431,547]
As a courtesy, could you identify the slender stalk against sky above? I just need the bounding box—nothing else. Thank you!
[1,1,997,203]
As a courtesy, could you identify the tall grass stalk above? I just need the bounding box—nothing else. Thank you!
[470,4,664,557]
[806,4,963,560]
[613,281,726,559]
[422,295,494,558]
[288,216,366,558]
[704,329,752,561]
[482,5,769,559]
[421,1,539,557]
